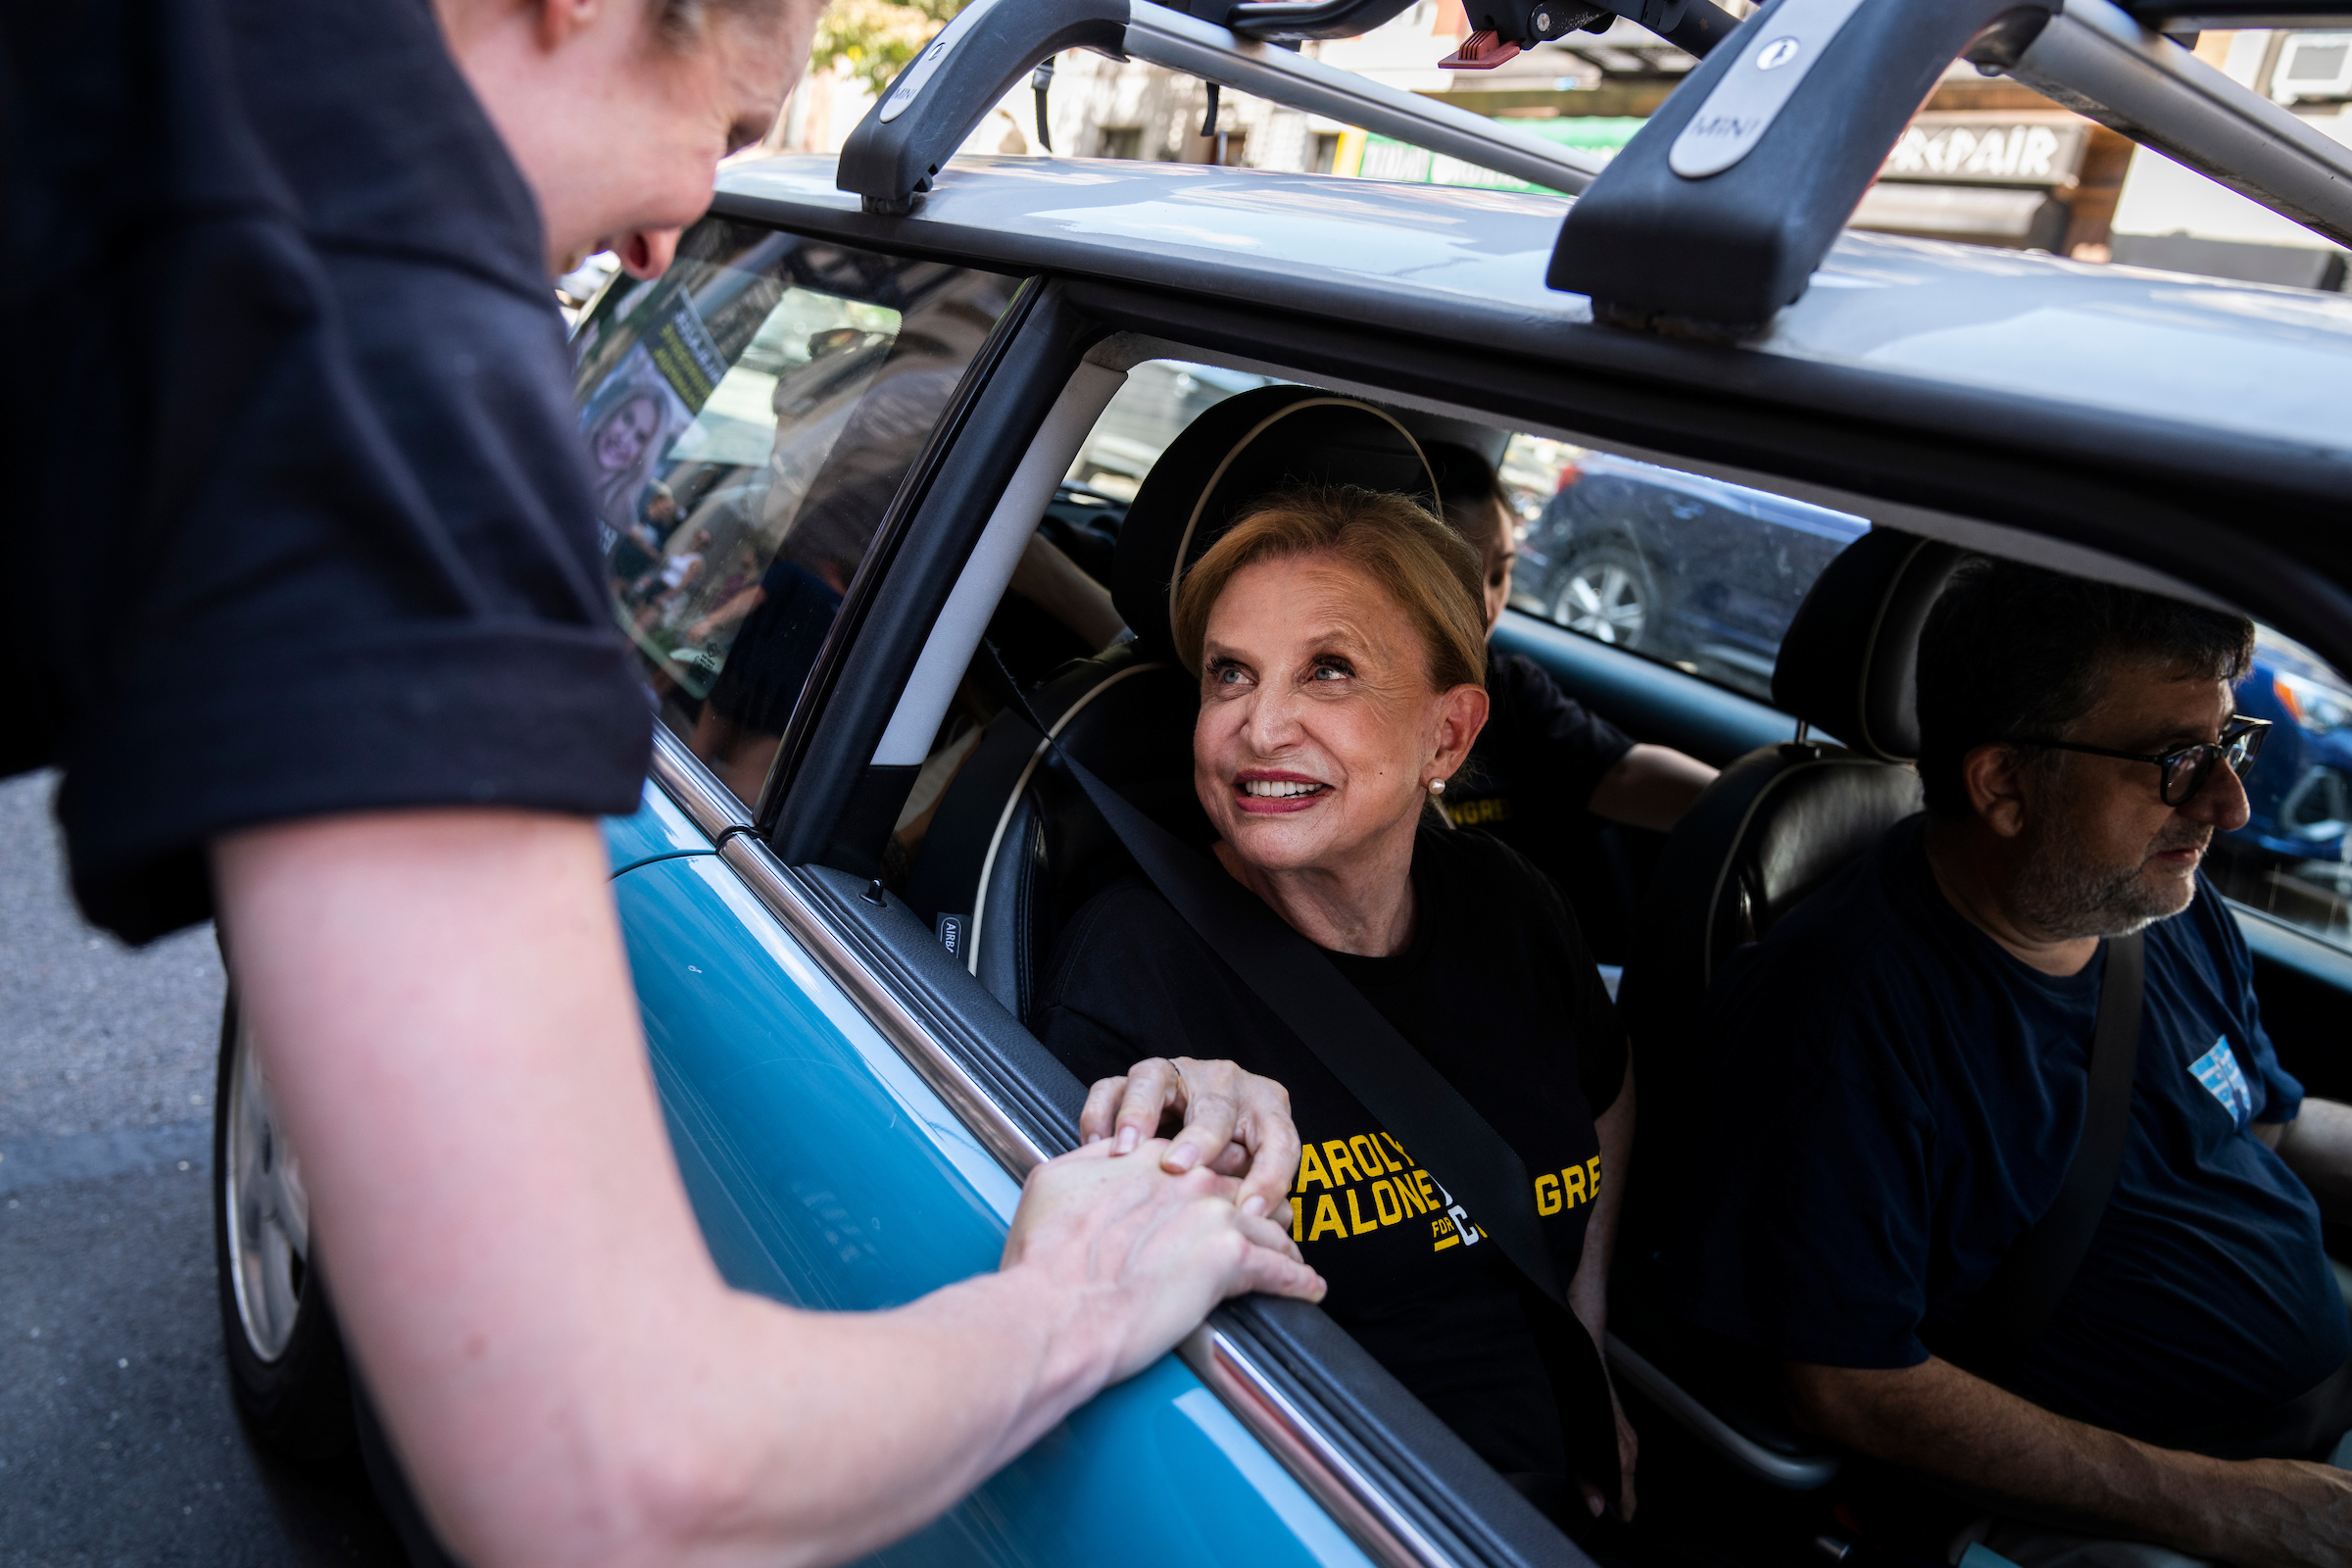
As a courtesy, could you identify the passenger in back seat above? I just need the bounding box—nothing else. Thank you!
[1424,443,1717,841]
[1031,485,1641,1523]
[1421,445,1716,956]
[1672,558,2352,1567]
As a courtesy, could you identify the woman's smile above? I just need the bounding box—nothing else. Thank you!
[1236,770,1331,812]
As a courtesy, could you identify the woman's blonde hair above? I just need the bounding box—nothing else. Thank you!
[1171,485,1488,692]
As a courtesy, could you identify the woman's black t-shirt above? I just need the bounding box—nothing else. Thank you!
[1031,822,1627,1476]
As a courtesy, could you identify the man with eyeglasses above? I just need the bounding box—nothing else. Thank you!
[1672,557,2352,1566]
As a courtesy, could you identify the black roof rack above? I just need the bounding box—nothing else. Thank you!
[837,0,2352,337]
[1549,0,2352,334]
[835,0,1729,214]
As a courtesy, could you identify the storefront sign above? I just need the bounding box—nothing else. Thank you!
[1881,116,2087,187]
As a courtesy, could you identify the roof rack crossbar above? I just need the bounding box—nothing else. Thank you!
[1547,0,2352,336]
[2006,0,2352,251]
[837,0,1610,215]
[1125,3,1608,190]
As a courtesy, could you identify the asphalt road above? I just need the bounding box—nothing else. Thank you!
[0,770,404,1567]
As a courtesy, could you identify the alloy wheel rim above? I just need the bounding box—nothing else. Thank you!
[1558,563,1646,646]
[223,1012,311,1362]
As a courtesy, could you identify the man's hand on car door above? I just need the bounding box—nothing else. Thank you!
[1080,1056,1303,1226]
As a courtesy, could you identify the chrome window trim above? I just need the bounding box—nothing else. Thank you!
[650,724,1051,1173]
[719,831,1057,1177]
[1180,1324,1465,1568]
[647,722,754,842]
[644,723,1462,1568]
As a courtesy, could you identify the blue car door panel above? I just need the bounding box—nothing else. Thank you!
[609,851,1374,1568]
[604,777,717,876]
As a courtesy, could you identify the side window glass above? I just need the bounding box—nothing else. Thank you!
[2211,628,2352,952]
[1507,447,1868,702]
[571,221,1020,807]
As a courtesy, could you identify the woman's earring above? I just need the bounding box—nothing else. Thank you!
[1428,778,1446,797]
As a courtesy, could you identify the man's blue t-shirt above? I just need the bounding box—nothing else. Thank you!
[1671,815,2347,1446]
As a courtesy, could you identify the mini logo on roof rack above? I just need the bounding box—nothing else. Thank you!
[877,8,974,124]
[1668,0,1868,178]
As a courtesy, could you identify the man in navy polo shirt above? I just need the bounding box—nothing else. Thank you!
[1674,558,2352,1564]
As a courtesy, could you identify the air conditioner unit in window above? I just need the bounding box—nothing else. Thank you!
[2276,31,2352,103]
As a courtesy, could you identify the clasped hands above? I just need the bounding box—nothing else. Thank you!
[1081,1055,1302,1226]
[997,1057,1320,1386]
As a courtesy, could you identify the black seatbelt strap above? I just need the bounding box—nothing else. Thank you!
[1952,929,2144,1379]
[980,646,1622,1503]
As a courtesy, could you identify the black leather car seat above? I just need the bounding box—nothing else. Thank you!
[1620,526,1963,1202]
[905,386,1441,1021]
[1604,526,1964,1490]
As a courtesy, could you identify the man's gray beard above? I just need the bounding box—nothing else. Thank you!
[2011,818,2207,941]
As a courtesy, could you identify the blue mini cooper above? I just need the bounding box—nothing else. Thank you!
[212,0,2352,1562]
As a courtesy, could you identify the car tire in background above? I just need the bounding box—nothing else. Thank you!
[214,994,358,1463]
[1548,542,1660,652]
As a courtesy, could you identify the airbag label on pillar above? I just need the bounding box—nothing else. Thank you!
[1669,0,1874,178]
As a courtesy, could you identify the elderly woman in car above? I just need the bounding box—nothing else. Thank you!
[1031,485,1638,1523]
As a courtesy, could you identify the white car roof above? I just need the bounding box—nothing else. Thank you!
[718,152,2352,471]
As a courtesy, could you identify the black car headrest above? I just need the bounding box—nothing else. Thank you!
[1111,387,1438,662]
[1771,528,1965,763]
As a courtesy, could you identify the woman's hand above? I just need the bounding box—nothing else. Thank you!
[1080,1057,1302,1226]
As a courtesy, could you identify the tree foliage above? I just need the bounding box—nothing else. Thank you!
[808,0,970,95]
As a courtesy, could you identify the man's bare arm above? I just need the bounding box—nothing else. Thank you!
[1009,533,1125,653]
[214,808,1320,1568]
[1789,1357,2352,1566]
[2258,1097,2352,1216]
[1586,745,1716,834]
[1568,1058,1633,1341]
[1568,1057,1638,1519]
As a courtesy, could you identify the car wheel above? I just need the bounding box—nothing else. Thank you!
[1549,543,1658,650]
[214,995,357,1463]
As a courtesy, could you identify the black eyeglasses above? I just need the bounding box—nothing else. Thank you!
[2006,714,2272,808]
